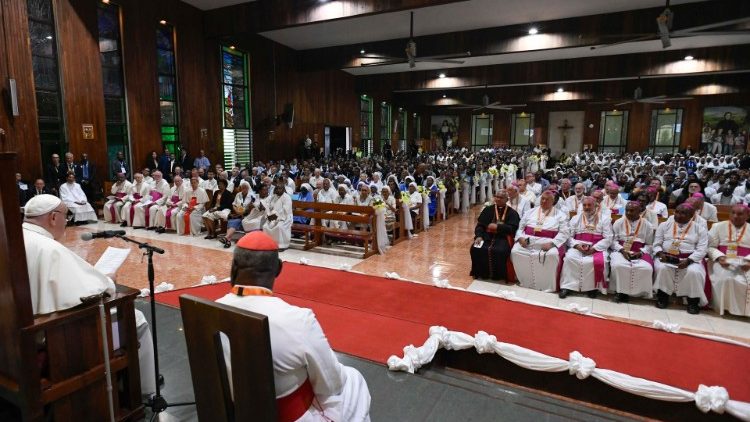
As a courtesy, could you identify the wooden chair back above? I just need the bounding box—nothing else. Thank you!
[292,201,376,227]
[179,295,276,422]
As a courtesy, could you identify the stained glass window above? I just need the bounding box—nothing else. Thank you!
[157,24,179,154]
[221,47,251,168]
[98,2,130,179]
[359,96,373,155]
[27,0,65,160]
[379,102,391,154]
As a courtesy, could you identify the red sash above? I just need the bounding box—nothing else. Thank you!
[165,195,180,229]
[704,245,750,306]
[129,193,143,225]
[109,192,126,221]
[717,245,750,257]
[574,233,607,289]
[183,197,198,235]
[277,378,315,422]
[523,227,566,289]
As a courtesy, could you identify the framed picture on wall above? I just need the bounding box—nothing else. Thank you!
[702,106,748,154]
[430,115,459,149]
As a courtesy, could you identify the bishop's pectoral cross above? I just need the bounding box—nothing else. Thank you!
[558,119,574,149]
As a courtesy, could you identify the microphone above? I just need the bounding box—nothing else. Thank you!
[80,230,126,241]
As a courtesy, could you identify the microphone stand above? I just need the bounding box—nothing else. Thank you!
[115,235,195,421]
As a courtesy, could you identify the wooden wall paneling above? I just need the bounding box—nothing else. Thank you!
[120,0,160,172]
[1,0,42,180]
[56,0,107,177]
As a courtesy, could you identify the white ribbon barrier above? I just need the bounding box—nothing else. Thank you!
[438,189,447,220]
[470,179,478,205]
[387,326,750,421]
[421,193,430,230]
[453,188,460,211]
[401,202,414,231]
[461,182,471,213]
[479,179,487,204]
[374,208,390,254]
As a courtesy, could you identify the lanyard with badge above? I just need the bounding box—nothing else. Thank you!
[669,219,693,255]
[582,212,598,233]
[494,205,508,224]
[534,207,551,233]
[726,223,746,259]
[623,218,642,253]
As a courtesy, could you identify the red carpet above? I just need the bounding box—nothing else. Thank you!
[155,263,750,402]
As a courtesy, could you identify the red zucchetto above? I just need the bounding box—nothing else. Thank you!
[236,231,278,251]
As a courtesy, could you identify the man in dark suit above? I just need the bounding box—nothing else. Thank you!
[44,154,65,195]
[110,151,129,180]
[158,147,172,180]
[17,173,30,206]
[179,147,193,172]
[26,179,51,203]
[75,152,96,201]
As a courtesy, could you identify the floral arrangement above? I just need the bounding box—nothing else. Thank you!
[417,186,426,194]
[372,198,385,210]
[437,181,446,191]
[488,167,499,177]
[400,191,411,205]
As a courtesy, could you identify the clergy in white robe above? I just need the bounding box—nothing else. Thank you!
[610,201,655,302]
[103,173,132,223]
[511,190,570,292]
[647,198,669,219]
[22,195,156,396]
[243,185,270,232]
[200,173,218,194]
[317,179,338,228]
[176,177,209,236]
[564,183,586,216]
[707,205,750,316]
[134,171,170,229]
[218,232,370,421]
[119,173,150,227]
[601,185,627,215]
[525,174,542,197]
[154,176,187,232]
[653,204,709,314]
[559,197,613,298]
[330,185,355,230]
[263,184,294,249]
[506,185,531,219]
[692,193,718,223]
[58,172,97,223]
[516,179,537,206]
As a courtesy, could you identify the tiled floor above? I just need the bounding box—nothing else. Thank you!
[61,208,749,344]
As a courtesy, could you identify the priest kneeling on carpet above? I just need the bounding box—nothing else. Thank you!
[470,189,520,282]
[22,194,157,398]
[707,204,750,317]
[653,203,709,314]
[217,231,371,421]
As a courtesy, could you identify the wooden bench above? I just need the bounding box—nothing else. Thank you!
[291,201,379,258]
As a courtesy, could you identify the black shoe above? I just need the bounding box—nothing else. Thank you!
[687,298,700,314]
[133,226,144,229]
[614,293,629,303]
[146,226,155,231]
[558,289,570,299]
[120,222,128,227]
[155,227,165,234]
[587,290,598,299]
[656,290,669,309]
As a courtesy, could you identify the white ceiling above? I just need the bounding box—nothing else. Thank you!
[344,33,750,75]
[181,0,252,11]
[260,0,705,50]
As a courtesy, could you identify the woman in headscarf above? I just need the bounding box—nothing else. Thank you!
[293,183,314,225]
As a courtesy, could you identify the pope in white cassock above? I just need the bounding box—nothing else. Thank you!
[610,201,655,303]
[511,190,570,292]
[133,171,170,229]
[103,173,133,224]
[707,204,750,316]
[22,195,156,397]
[218,231,371,421]
[653,204,709,314]
[263,183,294,249]
[176,177,209,236]
[58,172,97,224]
[559,196,612,298]
[119,173,150,227]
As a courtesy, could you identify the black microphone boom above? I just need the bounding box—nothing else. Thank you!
[80,230,127,241]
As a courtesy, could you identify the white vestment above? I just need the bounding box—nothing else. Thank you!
[154,184,187,230]
[648,201,669,219]
[242,194,268,232]
[104,181,133,223]
[317,187,338,227]
[217,293,371,422]
[564,195,585,216]
[511,207,570,292]
[602,194,627,214]
[22,223,155,395]
[560,213,612,293]
[519,189,536,206]
[331,193,354,230]
[698,202,718,223]
[707,221,750,316]
[610,217,655,297]
[120,181,150,226]
[176,187,209,236]
[653,217,709,306]
[58,182,97,222]
[263,193,293,248]
[134,179,171,228]
[507,196,530,220]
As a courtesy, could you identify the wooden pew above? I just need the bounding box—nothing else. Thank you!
[0,153,143,421]
[291,201,379,258]
[179,295,276,422]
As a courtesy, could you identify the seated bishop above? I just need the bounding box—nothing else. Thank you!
[707,204,750,316]
[134,170,170,229]
[559,196,612,299]
[58,171,97,224]
[470,190,520,282]
[218,231,371,421]
[653,204,709,314]
[119,172,150,227]
[154,176,187,233]
[103,172,132,224]
[610,201,655,303]
[176,177,209,236]
[510,190,570,292]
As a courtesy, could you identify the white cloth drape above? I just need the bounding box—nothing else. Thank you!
[479,178,487,204]
[422,193,430,230]
[375,208,390,254]
[401,202,414,231]
[462,182,470,213]
[438,189,446,220]
[471,179,478,205]
[453,187,460,211]
[388,326,750,421]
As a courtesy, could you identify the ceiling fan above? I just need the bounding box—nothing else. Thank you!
[358,11,471,68]
[590,79,692,106]
[591,0,750,50]
[449,90,526,111]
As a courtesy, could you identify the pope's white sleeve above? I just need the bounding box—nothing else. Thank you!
[303,311,345,397]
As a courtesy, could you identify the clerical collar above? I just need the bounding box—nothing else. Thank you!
[231,285,273,297]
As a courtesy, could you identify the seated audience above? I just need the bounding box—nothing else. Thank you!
[58,171,97,225]
[202,179,234,240]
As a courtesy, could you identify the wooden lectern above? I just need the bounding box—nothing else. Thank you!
[179,294,277,422]
[0,153,144,421]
